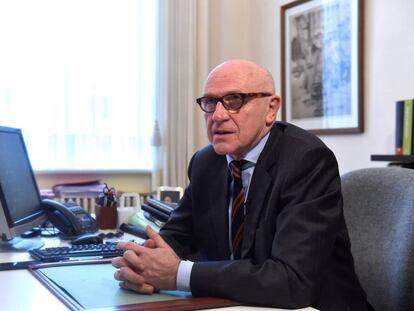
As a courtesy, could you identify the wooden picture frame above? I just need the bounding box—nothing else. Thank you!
[281,0,363,134]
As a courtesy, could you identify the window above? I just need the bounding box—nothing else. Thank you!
[0,0,157,171]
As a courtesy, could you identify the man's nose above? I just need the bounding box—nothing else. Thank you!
[211,101,229,121]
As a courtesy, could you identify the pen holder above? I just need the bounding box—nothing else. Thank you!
[95,205,118,229]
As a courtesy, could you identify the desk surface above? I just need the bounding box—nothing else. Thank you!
[0,234,316,311]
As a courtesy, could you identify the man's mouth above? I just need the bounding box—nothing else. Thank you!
[214,130,233,135]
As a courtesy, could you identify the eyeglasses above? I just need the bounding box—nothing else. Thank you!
[196,92,273,113]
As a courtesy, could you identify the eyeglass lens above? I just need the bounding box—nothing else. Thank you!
[201,94,245,112]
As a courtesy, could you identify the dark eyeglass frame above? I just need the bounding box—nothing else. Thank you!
[196,92,273,113]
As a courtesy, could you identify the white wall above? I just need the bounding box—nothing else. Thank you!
[198,0,414,174]
[322,0,414,173]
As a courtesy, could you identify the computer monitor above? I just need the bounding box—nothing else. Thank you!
[0,126,46,251]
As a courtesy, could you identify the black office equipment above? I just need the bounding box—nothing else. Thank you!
[29,242,124,262]
[21,227,42,238]
[0,126,98,251]
[71,233,103,245]
[143,211,165,227]
[42,199,98,239]
[119,223,148,239]
[0,126,47,251]
[146,198,176,215]
[141,203,169,222]
[141,197,176,223]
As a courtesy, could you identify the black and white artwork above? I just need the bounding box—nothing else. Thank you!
[281,0,363,134]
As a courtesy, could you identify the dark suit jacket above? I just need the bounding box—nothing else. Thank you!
[160,122,371,311]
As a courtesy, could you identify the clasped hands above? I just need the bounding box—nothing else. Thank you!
[112,226,180,294]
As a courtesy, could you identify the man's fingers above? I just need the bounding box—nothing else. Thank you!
[119,281,155,294]
[115,266,146,285]
[145,226,168,247]
[117,241,148,255]
[144,239,156,249]
[117,240,141,251]
[123,249,144,272]
[113,228,179,291]
[111,256,128,269]
[112,251,144,272]
[115,265,155,294]
[116,229,167,251]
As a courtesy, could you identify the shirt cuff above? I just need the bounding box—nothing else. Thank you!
[176,260,194,291]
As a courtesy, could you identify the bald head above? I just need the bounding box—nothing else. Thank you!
[203,59,275,96]
[200,59,280,159]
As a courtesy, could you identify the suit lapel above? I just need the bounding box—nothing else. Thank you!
[241,165,272,257]
[241,123,283,258]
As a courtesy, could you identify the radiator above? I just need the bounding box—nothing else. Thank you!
[57,192,142,214]
[57,196,98,214]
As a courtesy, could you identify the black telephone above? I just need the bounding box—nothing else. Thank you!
[42,199,99,239]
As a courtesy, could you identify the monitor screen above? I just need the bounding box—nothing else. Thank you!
[0,126,46,244]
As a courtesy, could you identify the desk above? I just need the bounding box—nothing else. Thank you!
[0,234,73,311]
[0,234,316,311]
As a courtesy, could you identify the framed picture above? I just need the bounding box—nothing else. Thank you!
[281,0,363,134]
[157,186,184,203]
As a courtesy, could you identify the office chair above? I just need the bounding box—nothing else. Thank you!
[341,167,414,311]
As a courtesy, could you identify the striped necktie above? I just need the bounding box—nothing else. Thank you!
[230,159,248,259]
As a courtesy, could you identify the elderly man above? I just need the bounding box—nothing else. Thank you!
[112,60,372,311]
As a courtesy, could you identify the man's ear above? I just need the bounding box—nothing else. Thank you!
[266,95,280,125]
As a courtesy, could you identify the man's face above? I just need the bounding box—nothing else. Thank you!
[202,63,279,159]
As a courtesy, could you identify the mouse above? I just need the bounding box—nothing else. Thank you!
[71,233,103,245]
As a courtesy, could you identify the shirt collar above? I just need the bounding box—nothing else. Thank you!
[226,131,270,166]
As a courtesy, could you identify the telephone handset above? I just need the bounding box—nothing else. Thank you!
[42,199,99,238]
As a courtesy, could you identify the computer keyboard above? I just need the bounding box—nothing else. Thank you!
[29,242,124,262]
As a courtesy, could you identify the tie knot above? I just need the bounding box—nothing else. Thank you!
[230,160,249,179]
